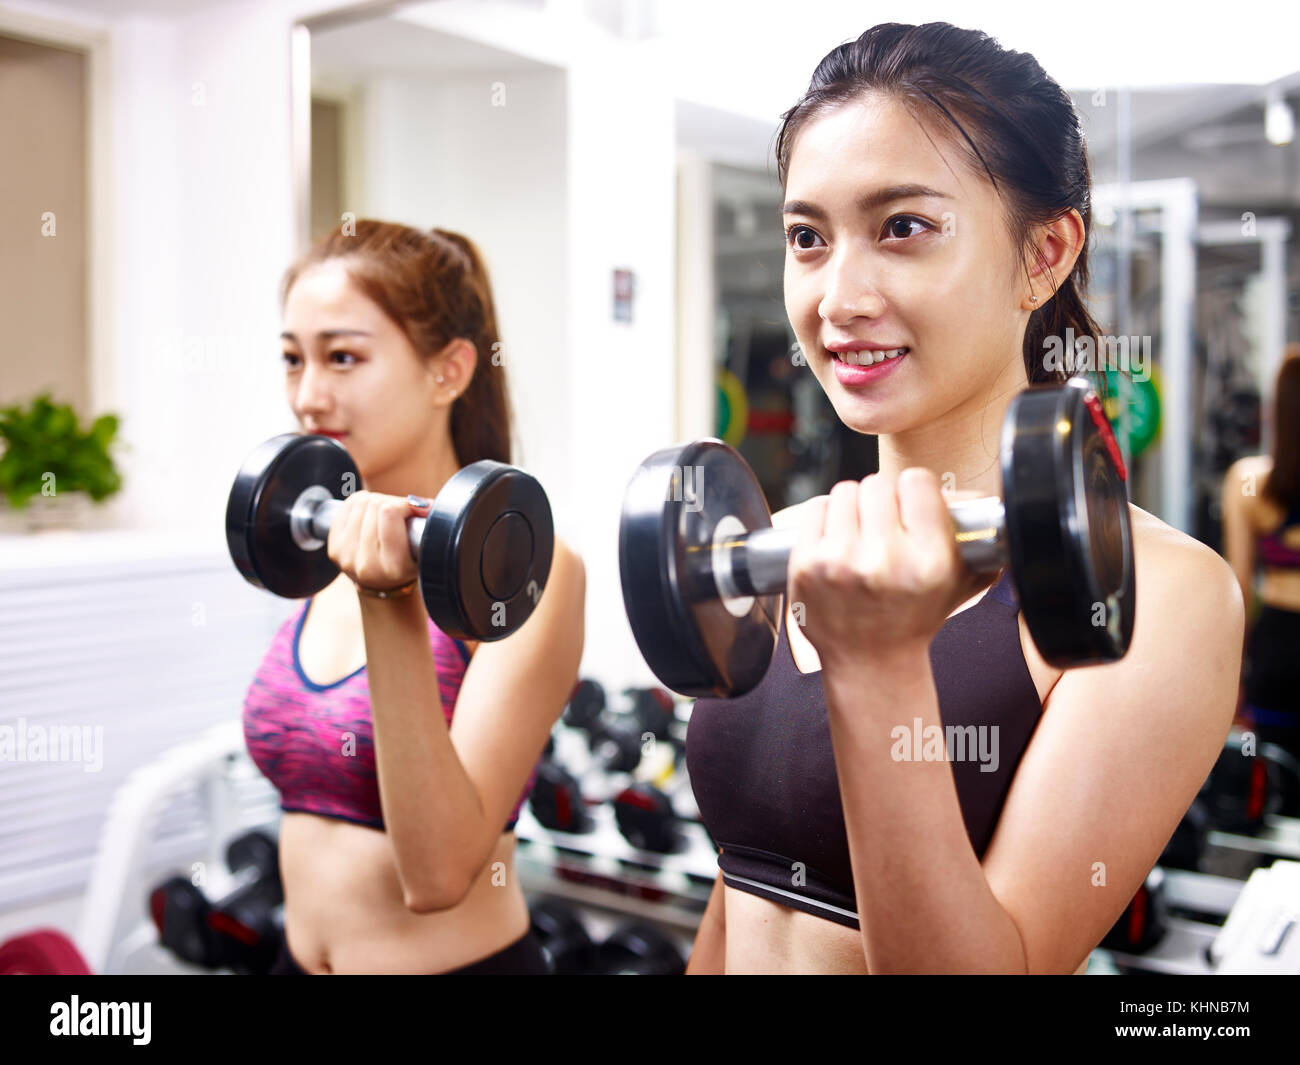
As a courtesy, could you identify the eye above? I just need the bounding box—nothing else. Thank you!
[281,351,301,369]
[330,351,357,365]
[883,215,930,241]
[784,224,825,252]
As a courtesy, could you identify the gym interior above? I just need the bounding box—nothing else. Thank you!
[1,0,1299,994]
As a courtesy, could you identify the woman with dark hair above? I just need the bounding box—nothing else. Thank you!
[242,221,585,973]
[684,23,1242,974]
[1223,344,1300,764]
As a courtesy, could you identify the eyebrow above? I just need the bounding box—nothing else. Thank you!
[280,329,374,342]
[782,183,951,220]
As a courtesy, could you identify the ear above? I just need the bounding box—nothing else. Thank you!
[431,336,479,397]
[1024,208,1086,305]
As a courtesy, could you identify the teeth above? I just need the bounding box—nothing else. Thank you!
[840,347,908,366]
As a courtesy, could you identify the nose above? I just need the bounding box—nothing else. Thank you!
[817,247,885,328]
[293,359,334,424]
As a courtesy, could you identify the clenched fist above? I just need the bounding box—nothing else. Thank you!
[327,490,432,594]
[787,469,992,670]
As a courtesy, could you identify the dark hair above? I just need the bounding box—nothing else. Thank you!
[1264,343,1300,508]
[281,219,513,467]
[774,22,1105,389]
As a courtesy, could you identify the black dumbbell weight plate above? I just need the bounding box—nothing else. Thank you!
[619,440,781,699]
[613,783,685,854]
[1001,380,1135,667]
[529,761,595,833]
[226,434,358,599]
[564,678,606,730]
[530,899,596,974]
[418,461,554,641]
[596,923,687,976]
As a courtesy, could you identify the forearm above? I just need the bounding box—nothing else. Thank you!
[359,592,489,905]
[821,647,1027,973]
[686,869,727,974]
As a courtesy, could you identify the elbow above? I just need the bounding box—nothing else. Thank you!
[402,870,472,914]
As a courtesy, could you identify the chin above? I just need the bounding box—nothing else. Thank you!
[827,397,903,438]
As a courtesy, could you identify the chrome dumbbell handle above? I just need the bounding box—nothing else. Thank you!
[707,495,1007,602]
[288,489,427,559]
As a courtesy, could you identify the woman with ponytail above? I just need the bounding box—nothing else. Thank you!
[1223,345,1300,765]
[242,221,585,973]
[684,22,1242,974]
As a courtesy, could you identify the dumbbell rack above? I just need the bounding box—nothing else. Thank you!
[1206,814,1300,862]
[78,721,282,974]
[1098,868,1244,975]
[1102,860,1300,976]
[513,803,717,934]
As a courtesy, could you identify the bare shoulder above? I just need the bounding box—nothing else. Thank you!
[1225,454,1271,479]
[1222,455,1274,509]
[1130,503,1234,581]
[547,535,586,601]
[464,536,583,659]
[1128,504,1243,643]
[552,534,583,573]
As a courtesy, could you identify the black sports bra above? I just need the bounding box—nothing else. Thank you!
[684,569,1044,929]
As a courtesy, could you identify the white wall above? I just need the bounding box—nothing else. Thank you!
[0,0,378,943]
[352,42,676,686]
[0,0,679,942]
[356,68,572,501]
[3,0,681,690]
[563,42,676,685]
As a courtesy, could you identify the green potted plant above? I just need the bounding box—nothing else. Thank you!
[0,393,123,531]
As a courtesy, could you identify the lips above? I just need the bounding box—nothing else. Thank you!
[830,347,908,386]
[829,346,910,367]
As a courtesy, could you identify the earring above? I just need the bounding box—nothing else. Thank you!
[436,375,445,383]
[1029,294,1039,305]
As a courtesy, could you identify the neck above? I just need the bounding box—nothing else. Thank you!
[876,368,1028,499]
[363,431,463,502]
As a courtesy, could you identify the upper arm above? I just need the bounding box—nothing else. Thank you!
[448,537,586,839]
[981,530,1244,973]
[1221,459,1257,602]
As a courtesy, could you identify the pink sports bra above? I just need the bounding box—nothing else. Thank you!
[242,600,536,832]
[1258,505,1300,570]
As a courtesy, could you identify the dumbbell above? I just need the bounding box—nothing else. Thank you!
[1101,868,1168,956]
[148,830,283,973]
[1203,733,1273,834]
[613,782,686,854]
[1262,741,1300,818]
[564,678,607,731]
[1159,796,1210,872]
[626,686,679,748]
[529,898,597,974]
[227,433,553,641]
[595,922,687,975]
[625,686,687,769]
[528,760,596,834]
[620,379,1135,697]
[558,678,645,775]
[620,687,700,815]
